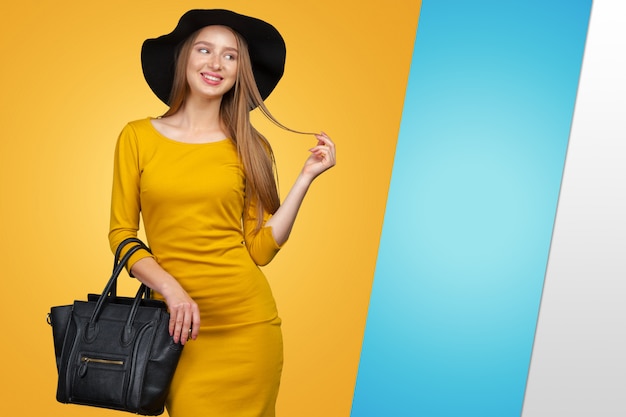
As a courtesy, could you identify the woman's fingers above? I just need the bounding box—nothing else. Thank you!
[315,132,335,147]
[189,306,201,341]
[308,132,336,170]
[168,299,199,345]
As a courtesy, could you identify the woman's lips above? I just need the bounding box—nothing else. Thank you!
[201,72,223,84]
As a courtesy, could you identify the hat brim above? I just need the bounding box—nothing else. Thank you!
[141,9,286,105]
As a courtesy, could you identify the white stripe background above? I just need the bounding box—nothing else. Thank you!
[522,0,626,415]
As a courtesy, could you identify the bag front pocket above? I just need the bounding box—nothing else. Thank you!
[71,352,129,407]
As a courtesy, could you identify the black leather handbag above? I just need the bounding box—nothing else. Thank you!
[48,238,183,416]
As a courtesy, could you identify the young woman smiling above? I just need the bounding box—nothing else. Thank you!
[108,9,335,417]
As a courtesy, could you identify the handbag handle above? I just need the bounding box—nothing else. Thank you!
[109,238,152,299]
[121,282,156,345]
[114,237,149,267]
[85,239,152,339]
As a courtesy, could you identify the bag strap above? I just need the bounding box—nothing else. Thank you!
[114,237,150,266]
[87,239,151,327]
[110,238,152,298]
[121,283,156,345]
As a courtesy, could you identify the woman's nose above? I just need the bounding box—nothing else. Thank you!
[209,57,221,70]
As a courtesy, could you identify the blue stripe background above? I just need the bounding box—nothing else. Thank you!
[351,1,592,416]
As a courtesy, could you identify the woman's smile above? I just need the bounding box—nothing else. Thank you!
[201,72,224,84]
[186,25,238,99]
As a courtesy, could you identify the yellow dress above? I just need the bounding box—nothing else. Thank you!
[108,118,283,417]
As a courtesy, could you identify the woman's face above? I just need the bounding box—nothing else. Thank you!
[185,25,238,100]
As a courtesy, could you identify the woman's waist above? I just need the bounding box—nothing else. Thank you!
[146,228,245,256]
[151,282,279,327]
[151,239,253,268]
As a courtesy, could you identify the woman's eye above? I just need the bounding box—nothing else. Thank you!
[199,48,209,54]
[225,54,237,60]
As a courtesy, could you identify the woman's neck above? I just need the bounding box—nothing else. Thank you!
[157,97,228,143]
[176,94,223,129]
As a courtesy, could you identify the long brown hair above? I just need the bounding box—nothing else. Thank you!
[163,27,308,228]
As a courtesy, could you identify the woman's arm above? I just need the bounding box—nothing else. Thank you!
[130,258,200,345]
[265,132,336,245]
[109,124,199,345]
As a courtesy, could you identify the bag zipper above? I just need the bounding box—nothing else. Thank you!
[81,356,124,366]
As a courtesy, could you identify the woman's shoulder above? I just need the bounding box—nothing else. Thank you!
[117,117,160,142]
[122,117,158,134]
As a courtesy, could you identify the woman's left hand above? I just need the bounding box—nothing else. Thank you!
[265,131,336,245]
[302,132,336,180]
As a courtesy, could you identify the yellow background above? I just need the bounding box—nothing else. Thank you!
[0,1,420,416]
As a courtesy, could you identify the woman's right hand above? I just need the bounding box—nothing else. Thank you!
[130,257,200,345]
[161,282,200,345]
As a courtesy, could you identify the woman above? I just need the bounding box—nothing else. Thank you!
[108,9,335,417]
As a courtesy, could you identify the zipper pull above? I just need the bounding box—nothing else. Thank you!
[78,360,88,378]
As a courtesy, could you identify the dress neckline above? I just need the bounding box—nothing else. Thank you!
[147,117,231,146]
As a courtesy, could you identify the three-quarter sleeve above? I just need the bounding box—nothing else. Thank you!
[243,195,284,266]
[108,124,154,269]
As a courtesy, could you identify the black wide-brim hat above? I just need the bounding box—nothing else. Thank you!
[141,9,286,105]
